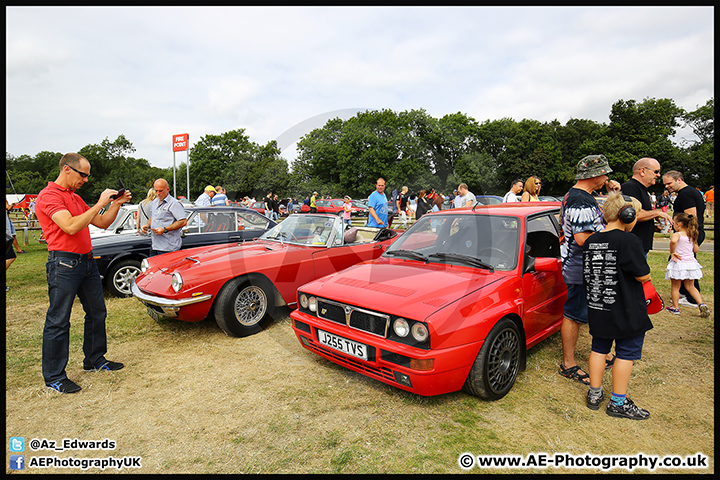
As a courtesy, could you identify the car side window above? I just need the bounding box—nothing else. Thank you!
[237,212,270,230]
[119,212,135,231]
[185,212,202,233]
[525,215,560,258]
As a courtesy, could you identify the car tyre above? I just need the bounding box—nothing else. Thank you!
[214,277,275,337]
[106,259,142,298]
[463,317,521,400]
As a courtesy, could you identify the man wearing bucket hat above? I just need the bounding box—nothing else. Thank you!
[194,185,216,207]
[558,155,616,385]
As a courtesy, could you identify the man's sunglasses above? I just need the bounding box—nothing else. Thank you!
[65,163,91,178]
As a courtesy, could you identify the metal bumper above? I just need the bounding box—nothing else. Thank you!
[131,281,213,318]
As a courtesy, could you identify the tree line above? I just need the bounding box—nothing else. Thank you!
[5,97,713,205]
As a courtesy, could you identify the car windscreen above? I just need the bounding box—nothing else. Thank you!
[260,215,339,246]
[385,213,520,270]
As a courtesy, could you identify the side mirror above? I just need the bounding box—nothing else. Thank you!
[531,257,559,272]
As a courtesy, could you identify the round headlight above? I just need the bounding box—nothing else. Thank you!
[171,272,183,293]
[299,293,308,309]
[411,323,429,342]
[393,318,410,337]
[308,296,317,313]
[140,258,150,273]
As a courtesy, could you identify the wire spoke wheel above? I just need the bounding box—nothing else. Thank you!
[215,278,275,337]
[234,285,268,326]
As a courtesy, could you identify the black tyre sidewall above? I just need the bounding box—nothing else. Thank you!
[463,317,521,400]
[214,277,274,337]
[107,259,141,298]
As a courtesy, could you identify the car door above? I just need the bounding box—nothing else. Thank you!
[521,213,565,340]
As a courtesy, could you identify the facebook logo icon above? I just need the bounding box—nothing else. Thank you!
[10,455,25,470]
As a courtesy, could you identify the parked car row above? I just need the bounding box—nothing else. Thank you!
[103,202,568,401]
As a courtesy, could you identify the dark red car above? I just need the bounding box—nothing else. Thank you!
[132,214,399,337]
[314,199,367,217]
[291,203,566,400]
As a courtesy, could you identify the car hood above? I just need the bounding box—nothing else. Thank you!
[135,239,318,296]
[302,257,505,320]
[147,239,301,273]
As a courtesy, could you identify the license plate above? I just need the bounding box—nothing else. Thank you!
[146,306,161,322]
[317,329,368,361]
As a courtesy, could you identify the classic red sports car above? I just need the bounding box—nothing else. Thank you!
[291,203,567,400]
[131,214,399,337]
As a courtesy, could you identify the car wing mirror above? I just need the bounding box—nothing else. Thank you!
[525,256,559,274]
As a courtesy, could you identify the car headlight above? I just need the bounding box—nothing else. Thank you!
[299,293,308,309]
[393,318,410,337]
[140,258,150,273]
[171,272,183,292]
[411,323,429,342]
[308,296,317,313]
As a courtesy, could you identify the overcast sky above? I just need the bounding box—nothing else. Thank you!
[6,6,714,169]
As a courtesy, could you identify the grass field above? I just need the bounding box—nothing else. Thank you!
[5,235,714,474]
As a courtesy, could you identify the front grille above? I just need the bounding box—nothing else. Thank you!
[349,310,387,336]
[318,300,346,325]
[316,298,388,337]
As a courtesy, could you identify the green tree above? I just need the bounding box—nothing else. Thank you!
[188,129,289,201]
[675,98,714,186]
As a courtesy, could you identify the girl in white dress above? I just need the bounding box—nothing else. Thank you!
[665,213,709,317]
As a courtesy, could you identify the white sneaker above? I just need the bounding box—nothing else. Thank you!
[678,297,695,307]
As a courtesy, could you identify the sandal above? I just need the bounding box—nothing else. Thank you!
[605,354,616,370]
[559,363,590,385]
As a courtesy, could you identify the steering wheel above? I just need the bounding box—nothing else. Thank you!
[477,247,513,264]
[280,231,298,242]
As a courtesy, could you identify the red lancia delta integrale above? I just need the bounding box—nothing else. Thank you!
[291,203,567,400]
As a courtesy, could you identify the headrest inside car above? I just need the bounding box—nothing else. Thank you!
[344,227,358,243]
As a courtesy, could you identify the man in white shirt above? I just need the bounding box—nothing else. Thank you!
[457,183,476,209]
[503,179,523,202]
[195,186,216,207]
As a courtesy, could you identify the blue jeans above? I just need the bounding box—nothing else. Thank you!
[42,252,108,383]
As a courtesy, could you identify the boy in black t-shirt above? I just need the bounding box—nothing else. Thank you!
[583,193,652,420]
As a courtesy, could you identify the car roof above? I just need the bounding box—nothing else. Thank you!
[433,202,562,217]
[185,205,255,213]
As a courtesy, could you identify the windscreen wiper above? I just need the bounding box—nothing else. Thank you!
[429,252,494,271]
[385,249,429,263]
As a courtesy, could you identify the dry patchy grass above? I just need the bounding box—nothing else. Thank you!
[5,241,714,474]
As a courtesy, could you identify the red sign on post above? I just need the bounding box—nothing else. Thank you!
[173,133,189,152]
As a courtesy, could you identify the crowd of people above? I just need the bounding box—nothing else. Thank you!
[555,155,710,421]
[5,151,713,416]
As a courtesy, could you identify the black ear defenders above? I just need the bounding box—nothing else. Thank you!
[618,195,637,224]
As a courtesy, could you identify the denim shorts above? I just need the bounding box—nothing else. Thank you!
[591,333,646,361]
[564,283,588,325]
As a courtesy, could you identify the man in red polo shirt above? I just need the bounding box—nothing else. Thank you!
[35,153,132,394]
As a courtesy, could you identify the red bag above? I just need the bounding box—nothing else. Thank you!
[643,281,664,315]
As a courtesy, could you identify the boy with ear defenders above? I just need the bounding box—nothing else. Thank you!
[582,192,654,420]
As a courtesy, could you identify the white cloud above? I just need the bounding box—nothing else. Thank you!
[5,6,714,168]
